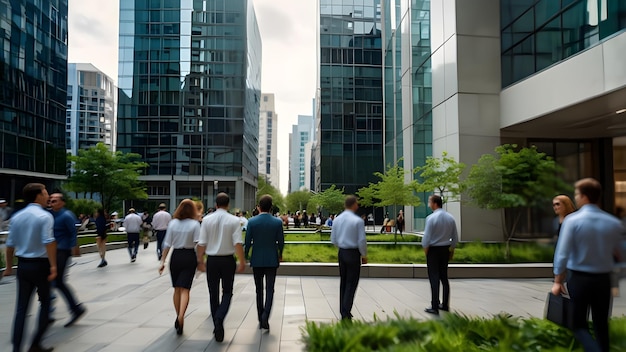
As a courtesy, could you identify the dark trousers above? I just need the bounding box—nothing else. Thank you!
[206,255,236,323]
[155,230,166,259]
[568,270,611,352]
[426,245,450,309]
[13,258,52,352]
[55,249,79,312]
[253,267,277,323]
[338,248,361,319]
[127,233,140,258]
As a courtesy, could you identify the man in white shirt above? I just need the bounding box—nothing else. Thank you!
[196,193,246,342]
[122,208,143,262]
[152,203,172,260]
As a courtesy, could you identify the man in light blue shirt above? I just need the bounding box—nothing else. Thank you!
[552,178,623,352]
[331,195,367,320]
[422,194,458,315]
[4,183,57,352]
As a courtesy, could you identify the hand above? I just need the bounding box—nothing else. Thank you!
[361,257,368,265]
[236,261,246,273]
[158,263,165,275]
[196,262,206,273]
[551,282,565,296]
[48,266,57,282]
[3,267,13,277]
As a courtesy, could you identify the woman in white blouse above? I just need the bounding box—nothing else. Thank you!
[158,199,200,335]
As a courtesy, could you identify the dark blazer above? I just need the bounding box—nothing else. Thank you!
[245,213,284,268]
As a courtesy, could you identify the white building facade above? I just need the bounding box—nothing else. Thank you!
[259,93,280,188]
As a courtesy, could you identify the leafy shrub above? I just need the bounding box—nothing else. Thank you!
[302,313,626,352]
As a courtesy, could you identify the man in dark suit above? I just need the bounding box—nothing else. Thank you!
[245,195,285,330]
[330,195,368,320]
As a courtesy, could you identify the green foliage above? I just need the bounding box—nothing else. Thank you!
[65,198,102,217]
[302,313,626,352]
[465,144,570,243]
[66,143,149,213]
[309,185,346,215]
[256,177,285,213]
[414,152,466,204]
[286,190,312,213]
[357,160,421,209]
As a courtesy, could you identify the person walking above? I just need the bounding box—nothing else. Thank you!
[123,208,143,262]
[95,208,108,268]
[330,195,367,320]
[48,193,86,327]
[552,195,576,244]
[158,199,200,335]
[244,195,285,330]
[396,210,405,236]
[552,178,623,352]
[422,194,458,315]
[152,203,172,260]
[141,211,152,249]
[3,183,57,352]
[196,193,246,342]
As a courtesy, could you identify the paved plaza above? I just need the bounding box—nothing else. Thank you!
[1,247,625,352]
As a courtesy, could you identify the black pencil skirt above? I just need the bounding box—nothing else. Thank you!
[169,249,196,289]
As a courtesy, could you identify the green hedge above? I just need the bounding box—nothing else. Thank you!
[303,313,626,352]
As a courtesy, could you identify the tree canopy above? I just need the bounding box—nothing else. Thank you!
[310,185,346,215]
[357,160,421,209]
[65,143,149,213]
[256,177,285,213]
[285,190,312,214]
[414,152,466,204]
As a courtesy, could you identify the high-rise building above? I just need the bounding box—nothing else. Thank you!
[0,0,68,201]
[259,93,279,188]
[289,115,314,193]
[316,0,385,195]
[117,0,261,212]
[67,63,117,156]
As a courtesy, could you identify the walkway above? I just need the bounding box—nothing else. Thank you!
[0,247,624,352]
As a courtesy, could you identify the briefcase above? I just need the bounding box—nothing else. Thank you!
[544,292,573,329]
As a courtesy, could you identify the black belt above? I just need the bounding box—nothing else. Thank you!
[174,248,195,250]
[17,257,49,263]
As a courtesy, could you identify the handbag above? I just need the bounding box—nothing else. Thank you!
[544,292,573,329]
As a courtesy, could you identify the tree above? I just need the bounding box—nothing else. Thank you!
[465,144,570,256]
[66,143,149,213]
[309,185,345,215]
[256,177,285,213]
[414,152,466,204]
[285,190,312,214]
[357,161,421,242]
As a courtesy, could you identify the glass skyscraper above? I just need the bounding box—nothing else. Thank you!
[317,0,384,194]
[0,0,68,201]
[117,0,261,211]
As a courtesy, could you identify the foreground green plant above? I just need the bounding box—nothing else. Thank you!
[303,313,626,352]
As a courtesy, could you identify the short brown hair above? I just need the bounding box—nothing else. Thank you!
[173,199,198,220]
[216,192,230,207]
[344,195,358,209]
[575,178,602,204]
[23,183,46,203]
[430,194,443,208]
[258,194,273,212]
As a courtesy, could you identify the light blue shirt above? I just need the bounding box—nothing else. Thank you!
[422,208,458,248]
[330,210,367,257]
[7,203,55,258]
[553,204,623,275]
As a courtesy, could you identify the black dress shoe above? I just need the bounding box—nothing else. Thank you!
[28,345,54,352]
[424,307,439,315]
[214,318,224,342]
[64,304,86,327]
[260,319,269,330]
[438,304,449,312]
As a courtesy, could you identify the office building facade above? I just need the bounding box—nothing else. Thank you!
[117,0,261,212]
[0,0,68,202]
[290,115,315,193]
[67,63,117,156]
[316,0,385,195]
[259,93,279,188]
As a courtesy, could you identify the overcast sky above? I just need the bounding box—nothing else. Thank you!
[67,0,316,195]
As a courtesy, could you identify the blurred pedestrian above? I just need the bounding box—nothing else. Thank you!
[152,203,172,260]
[245,195,284,330]
[552,178,623,352]
[3,183,57,352]
[123,208,143,262]
[552,194,576,244]
[158,199,200,335]
[95,208,108,268]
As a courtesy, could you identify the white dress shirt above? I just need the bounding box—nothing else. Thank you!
[152,210,171,231]
[163,219,200,250]
[199,208,242,256]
